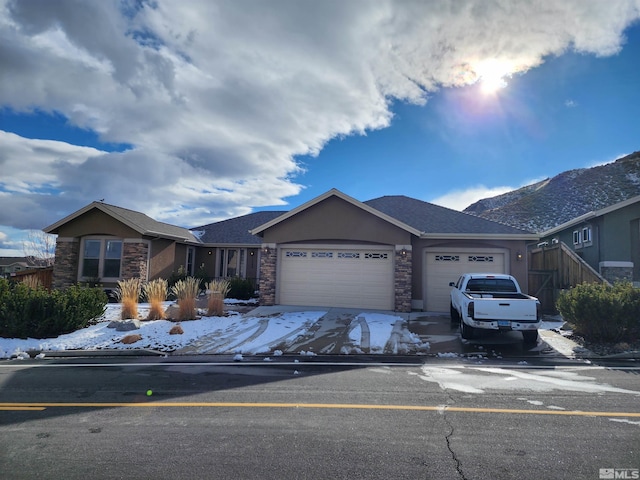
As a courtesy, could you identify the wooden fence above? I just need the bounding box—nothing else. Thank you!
[10,267,54,291]
[528,242,607,313]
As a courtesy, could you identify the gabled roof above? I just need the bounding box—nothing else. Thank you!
[250,188,423,237]
[0,257,35,267]
[541,194,640,236]
[250,189,536,239]
[364,195,535,237]
[192,211,286,245]
[44,202,200,243]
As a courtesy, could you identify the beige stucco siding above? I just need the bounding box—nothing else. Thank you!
[53,210,140,238]
[261,196,412,245]
[149,238,177,280]
[411,238,529,308]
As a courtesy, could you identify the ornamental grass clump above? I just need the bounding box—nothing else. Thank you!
[143,278,168,320]
[21,275,42,290]
[116,278,142,320]
[171,276,200,321]
[206,279,231,317]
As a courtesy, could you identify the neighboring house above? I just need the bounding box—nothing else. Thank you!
[44,189,537,312]
[44,202,202,290]
[538,195,640,285]
[0,257,36,278]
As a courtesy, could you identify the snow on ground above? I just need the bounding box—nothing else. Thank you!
[0,302,403,359]
[0,302,567,360]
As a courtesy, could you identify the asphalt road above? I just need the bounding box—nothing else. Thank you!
[1,357,639,480]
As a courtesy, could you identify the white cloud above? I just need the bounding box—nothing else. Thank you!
[0,0,639,237]
[430,185,515,211]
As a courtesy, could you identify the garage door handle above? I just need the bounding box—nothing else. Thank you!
[499,303,510,306]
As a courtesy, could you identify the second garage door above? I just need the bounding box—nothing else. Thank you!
[279,246,394,310]
[425,249,507,312]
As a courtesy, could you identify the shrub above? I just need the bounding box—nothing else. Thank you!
[556,282,640,343]
[143,278,168,320]
[206,279,231,316]
[228,277,255,300]
[115,278,142,320]
[171,277,200,321]
[0,279,107,339]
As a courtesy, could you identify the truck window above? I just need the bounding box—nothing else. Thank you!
[466,278,517,293]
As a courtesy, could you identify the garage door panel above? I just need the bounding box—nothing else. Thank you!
[426,250,505,312]
[279,247,394,310]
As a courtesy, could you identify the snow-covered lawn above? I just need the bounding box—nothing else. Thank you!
[0,301,408,359]
[0,302,566,360]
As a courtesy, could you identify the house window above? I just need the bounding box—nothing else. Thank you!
[582,227,592,243]
[573,230,581,246]
[81,238,122,279]
[186,247,195,276]
[218,248,245,278]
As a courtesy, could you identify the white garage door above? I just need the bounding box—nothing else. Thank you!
[425,249,506,312]
[279,247,394,310]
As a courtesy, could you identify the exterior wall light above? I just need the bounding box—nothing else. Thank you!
[516,251,523,261]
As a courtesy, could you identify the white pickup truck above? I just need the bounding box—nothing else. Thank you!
[449,273,541,344]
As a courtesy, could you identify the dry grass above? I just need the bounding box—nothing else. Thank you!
[206,279,231,316]
[143,278,168,320]
[171,277,200,321]
[116,278,142,320]
[21,276,42,289]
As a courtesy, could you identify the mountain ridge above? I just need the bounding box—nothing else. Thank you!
[463,151,640,233]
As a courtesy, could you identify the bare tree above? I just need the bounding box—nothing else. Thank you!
[22,230,56,266]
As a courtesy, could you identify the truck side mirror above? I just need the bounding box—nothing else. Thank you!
[449,282,455,287]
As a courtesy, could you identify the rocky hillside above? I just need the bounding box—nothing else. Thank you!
[464,151,640,233]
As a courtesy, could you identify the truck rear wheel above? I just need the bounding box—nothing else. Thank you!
[450,303,460,323]
[460,320,476,340]
[522,330,538,345]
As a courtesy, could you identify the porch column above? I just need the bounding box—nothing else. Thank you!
[258,244,277,306]
[394,245,412,312]
[52,237,79,290]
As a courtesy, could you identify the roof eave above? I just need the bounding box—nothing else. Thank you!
[541,194,640,237]
[144,230,200,243]
[420,233,539,241]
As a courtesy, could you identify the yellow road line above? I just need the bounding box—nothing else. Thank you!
[0,402,638,417]
[0,406,46,411]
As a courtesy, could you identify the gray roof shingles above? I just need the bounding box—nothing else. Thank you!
[192,211,286,244]
[98,203,201,242]
[192,195,531,244]
[364,196,533,235]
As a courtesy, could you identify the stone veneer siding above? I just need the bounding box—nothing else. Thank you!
[258,247,277,306]
[52,238,79,290]
[600,265,634,284]
[122,241,149,281]
[394,248,412,312]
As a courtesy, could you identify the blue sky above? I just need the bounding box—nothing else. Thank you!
[1,0,640,256]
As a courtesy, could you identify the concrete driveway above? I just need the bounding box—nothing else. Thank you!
[178,305,586,359]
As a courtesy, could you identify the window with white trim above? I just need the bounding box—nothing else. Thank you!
[80,238,122,280]
[218,248,247,278]
[582,226,592,243]
[573,230,581,246]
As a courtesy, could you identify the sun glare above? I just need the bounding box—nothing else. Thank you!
[475,59,512,95]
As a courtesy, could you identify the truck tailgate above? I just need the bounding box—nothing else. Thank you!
[471,298,538,321]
